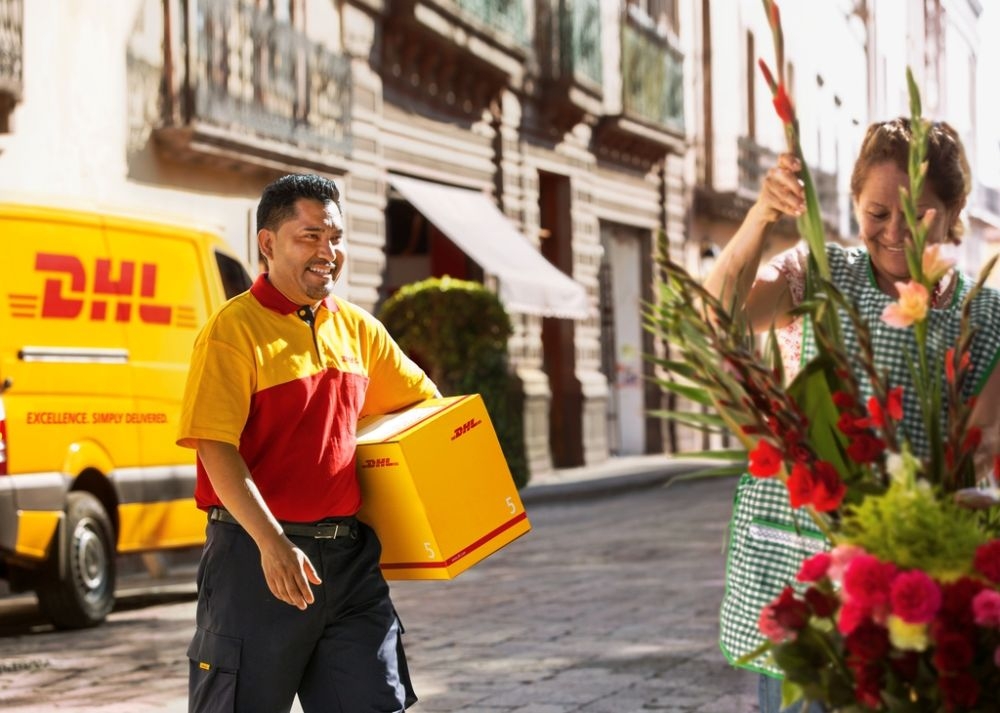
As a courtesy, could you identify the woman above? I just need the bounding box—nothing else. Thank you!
[707,118,1000,713]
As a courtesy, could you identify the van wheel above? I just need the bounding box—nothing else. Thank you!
[36,492,116,628]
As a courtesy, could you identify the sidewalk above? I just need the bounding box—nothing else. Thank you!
[519,452,734,505]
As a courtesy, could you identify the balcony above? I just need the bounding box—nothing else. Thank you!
[0,0,22,133]
[155,0,351,170]
[593,14,684,169]
[536,0,603,131]
[620,21,683,133]
[381,0,530,121]
[455,0,528,45]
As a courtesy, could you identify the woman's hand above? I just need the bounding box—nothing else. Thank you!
[752,153,806,224]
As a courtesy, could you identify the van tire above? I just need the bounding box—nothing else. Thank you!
[36,492,116,628]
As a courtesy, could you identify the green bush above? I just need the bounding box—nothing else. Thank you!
[378,276,529,488]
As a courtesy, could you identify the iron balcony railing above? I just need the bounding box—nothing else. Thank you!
[738,136,838,222]
[185,0,351,156]
[454,0,528,45]
[620,20,683,133]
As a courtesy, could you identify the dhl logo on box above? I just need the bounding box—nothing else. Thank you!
[356,394,530,580]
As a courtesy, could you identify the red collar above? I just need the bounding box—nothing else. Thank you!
[250,273,338,314]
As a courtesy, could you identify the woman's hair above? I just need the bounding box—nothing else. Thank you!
[850,117,970,241]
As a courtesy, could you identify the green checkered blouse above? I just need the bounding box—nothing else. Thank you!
[719,242,1000,676]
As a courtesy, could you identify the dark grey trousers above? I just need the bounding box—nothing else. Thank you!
[187,519,416,713]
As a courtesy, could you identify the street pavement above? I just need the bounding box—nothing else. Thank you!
[0,456,758,712]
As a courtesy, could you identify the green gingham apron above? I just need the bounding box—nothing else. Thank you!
[719,243,1000,675]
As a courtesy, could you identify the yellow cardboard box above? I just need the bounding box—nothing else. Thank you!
[355,394,531,579]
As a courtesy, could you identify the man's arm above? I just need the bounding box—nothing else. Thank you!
[196,439,321,610]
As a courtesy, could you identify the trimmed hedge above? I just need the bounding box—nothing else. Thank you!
[378,276,529,488]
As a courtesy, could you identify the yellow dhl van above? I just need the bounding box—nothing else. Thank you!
[0,203,252,628]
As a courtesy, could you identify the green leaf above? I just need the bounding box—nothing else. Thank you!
[786,355,855,479]
[647,409,726,431]
[655,379,714,406]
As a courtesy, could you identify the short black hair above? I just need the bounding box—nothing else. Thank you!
[256,174,342,233]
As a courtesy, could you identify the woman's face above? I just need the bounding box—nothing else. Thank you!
[855,161,954,289]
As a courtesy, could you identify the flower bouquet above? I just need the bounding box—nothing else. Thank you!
[648,2,1000,710]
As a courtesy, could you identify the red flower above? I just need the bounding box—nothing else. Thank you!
[962,426,982,454]
[845,620,889,661]
[837,600,870,635]
[846,433,886,464]
[837,412,868,436]
[772,84,795,125]
[843,554,896,609]
[786,461,815,509]
[748,439,783,478]
[759,586,809,643]
[938,578,985,630]
[933,630,975,672]
[804,586,839,618]
[886,386,903,420]
[810,460,846,512]
[939,672,979,711]
[850,660,884,709]
[889,651,920,682]
[832,390,856,410]
[767,0,781,31]
[945,347,971,386]
[797,552,832,583]
[890,570,941,623]
[973,540,1000,583]
[758,58,777,91]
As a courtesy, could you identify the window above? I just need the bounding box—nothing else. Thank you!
[215,251,253,300]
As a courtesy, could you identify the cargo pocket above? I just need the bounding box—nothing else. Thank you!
[719,475,827,675]
[187,627,242,713]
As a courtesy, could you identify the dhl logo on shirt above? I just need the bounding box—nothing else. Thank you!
[8,253,195,327]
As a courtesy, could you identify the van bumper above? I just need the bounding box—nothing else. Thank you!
[0,474,67,562]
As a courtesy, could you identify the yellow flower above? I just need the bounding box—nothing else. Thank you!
[887,615,929,651]
[882,281,929,328]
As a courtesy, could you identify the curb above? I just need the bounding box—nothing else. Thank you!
[519,458,731,506]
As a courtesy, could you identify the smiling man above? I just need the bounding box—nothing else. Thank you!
[178,174,438,713]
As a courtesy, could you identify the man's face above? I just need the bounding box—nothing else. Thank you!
[259,198,345,306]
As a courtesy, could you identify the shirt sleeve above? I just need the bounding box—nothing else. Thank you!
[176,319,255,449]
[357,312,439,418]
[767,242,809,306]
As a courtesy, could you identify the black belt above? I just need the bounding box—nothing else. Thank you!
[209,508,358,539]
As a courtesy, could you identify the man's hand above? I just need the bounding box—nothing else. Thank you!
[258,532,323,610]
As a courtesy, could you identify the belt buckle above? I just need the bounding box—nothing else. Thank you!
[314,523,341,539]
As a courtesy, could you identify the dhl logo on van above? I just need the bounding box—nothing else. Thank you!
[361,457,399,469]
[8,253,196,327]
[451,418,482,441]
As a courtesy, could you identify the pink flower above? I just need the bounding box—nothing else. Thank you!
[881,281,929,328]
[828,544,865,584]
[972,589,1000,628]
[922,241,956,284]
[889,570,941,623]
[797,552,832,583]
[758,586,809,643]
[843,554,896,608]
[974,540,1000,583]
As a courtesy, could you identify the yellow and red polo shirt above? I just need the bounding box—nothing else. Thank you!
[177,274,437,521]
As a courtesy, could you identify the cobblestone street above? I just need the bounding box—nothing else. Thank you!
[0,475,757,712]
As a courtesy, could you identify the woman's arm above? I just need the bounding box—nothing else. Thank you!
[704,153,807,332]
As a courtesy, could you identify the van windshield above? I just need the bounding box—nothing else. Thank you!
[215,251,253,300]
